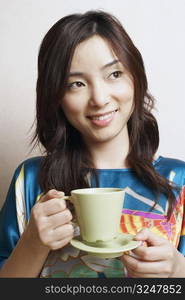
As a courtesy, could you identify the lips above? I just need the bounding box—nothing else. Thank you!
[87,109,118,120]
[87,109,118,127]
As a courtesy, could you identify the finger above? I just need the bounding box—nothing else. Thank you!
[130,244,169,261]
[126,268,167,278]
[39,189,64,203]
[135,228,166,246]
[41,198,67,216]
[50,235,74,250]
[50,223,74,241]
[47,209,73,228]
[122,253,168,275]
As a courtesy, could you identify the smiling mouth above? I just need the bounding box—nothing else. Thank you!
[87,109,118,121]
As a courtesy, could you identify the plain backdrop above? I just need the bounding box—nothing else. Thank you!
[0,0,185,208]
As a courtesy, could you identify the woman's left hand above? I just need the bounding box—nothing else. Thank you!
[121,228,185,277]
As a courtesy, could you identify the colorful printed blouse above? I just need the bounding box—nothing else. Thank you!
[0,156,185,277]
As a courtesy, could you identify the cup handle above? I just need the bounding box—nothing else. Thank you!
[64,195,73,202]
[64,196,79,235]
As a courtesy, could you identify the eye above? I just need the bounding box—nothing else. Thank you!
[109,71,123,79]
[67,81,85,89]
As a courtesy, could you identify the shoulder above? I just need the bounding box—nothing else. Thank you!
[155,156,185,185]
[156,156,185,170]
[13,156,43,186]
[21,156,43,172]
[14,156,44,206]
[15,156,43,174]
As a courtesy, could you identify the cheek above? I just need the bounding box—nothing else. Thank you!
[115,82,134,118]
[116,84,134,106]
[115,76,134,100]
[62,97,83,117]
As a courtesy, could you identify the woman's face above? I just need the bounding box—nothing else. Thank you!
[62,35,134,146]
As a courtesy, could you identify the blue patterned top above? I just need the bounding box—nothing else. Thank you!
[0,155,185,277]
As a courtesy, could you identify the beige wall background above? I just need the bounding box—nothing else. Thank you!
[0,0,185,208]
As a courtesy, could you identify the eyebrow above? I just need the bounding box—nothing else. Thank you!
[102,59,120,70]
[68,59,120,77]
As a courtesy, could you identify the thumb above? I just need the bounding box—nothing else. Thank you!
[135,228,165,246]
[38,189,65,203]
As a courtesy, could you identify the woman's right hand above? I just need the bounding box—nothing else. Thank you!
[25,189,74,251]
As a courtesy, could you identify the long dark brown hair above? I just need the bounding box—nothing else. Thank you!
[32,10,177,218]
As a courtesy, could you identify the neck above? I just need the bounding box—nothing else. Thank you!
[86,127,130,169]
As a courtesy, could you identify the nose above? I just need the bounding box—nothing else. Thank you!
[89,81,110,107]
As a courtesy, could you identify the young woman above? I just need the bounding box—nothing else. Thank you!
[0,10,185,278]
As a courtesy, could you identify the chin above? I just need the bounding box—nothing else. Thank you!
[91,132,119,144]
[83,125,125,144]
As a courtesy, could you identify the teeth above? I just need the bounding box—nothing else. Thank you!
[91,111,115,121]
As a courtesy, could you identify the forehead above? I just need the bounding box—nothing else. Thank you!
[70,35,118,70]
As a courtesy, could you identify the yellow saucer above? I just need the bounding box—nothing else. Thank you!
[70,233,141,258]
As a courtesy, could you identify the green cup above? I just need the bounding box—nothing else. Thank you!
[65,187,125,245]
